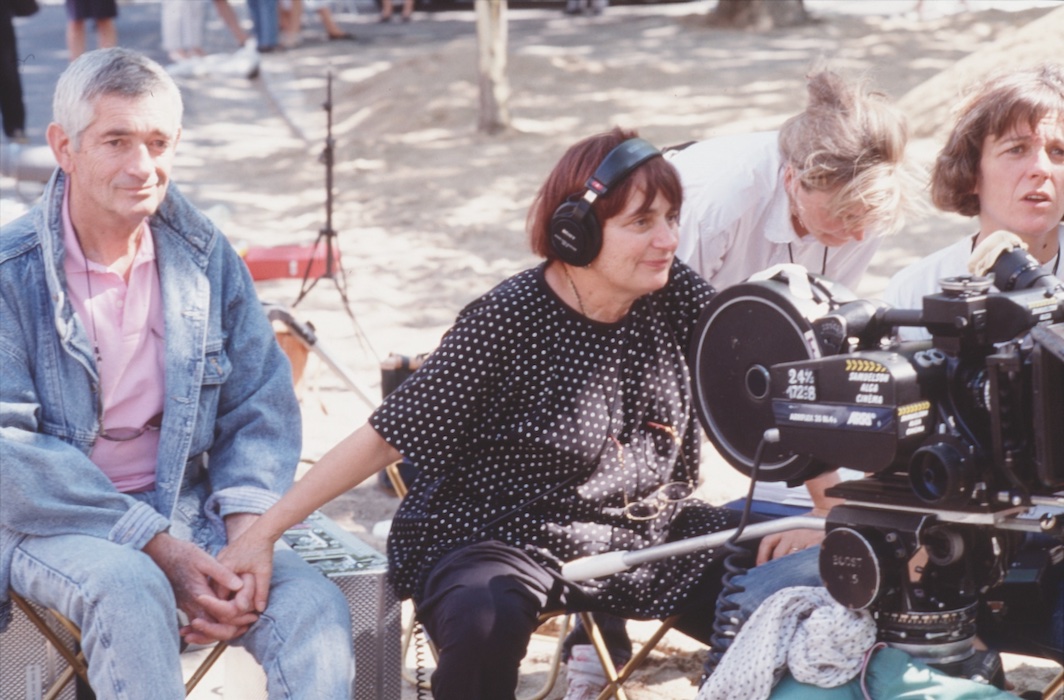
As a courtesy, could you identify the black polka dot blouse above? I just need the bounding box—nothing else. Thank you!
[371,260,742,619]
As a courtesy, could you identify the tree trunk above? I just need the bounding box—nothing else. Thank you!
[475,0,511,134]
[707,0,812,30]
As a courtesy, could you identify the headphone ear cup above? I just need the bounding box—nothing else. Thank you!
[549,197,602,267]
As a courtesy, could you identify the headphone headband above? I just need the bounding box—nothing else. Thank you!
[584,137,662,200]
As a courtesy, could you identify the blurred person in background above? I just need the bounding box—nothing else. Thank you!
[64,0,117,60]
[0,0,27,142]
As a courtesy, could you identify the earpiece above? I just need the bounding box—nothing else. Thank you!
[549,138,662,267]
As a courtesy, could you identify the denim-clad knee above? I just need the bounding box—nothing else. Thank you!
[727,546,822,621]
[11,535,355,700]
[11,534,187,700]
[237,546,355,700]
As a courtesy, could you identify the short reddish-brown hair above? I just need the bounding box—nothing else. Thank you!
[527,127,682,259]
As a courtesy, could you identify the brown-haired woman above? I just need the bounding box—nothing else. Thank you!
[884,62,1064,340]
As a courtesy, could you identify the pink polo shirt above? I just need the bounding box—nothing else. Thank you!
[62,189,166,493]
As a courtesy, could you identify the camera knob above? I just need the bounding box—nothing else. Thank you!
[819,527,883,610]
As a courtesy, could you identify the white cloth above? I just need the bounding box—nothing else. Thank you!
[881,224,1064,341]
[565,643,607,692]
[748,468,865,509]
[160,0,207,53]
[669,131,881,293]
[697,586,876,700]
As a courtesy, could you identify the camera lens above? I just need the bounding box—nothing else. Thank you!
[909,443,968,507]
[744,364,771,400]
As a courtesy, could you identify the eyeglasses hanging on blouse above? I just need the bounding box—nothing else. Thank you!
[611,421,696,521]
[99,412,164,442]
[81,251,164,443]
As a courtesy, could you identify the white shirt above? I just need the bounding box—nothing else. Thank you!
[669,131,882,294]
[882,224,1064,341]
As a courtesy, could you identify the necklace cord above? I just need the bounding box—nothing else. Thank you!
[787,242,829,276]
[562,264,588,317]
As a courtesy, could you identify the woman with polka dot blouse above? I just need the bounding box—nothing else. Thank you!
[221,128,816,699]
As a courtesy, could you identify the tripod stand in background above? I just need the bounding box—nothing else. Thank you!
[262,68,378,411]
[292,68,377,362]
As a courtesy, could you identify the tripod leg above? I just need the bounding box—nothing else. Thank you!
[292,230,329,308]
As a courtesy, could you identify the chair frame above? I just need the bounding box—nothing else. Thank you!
[396,582,679,699]
[400,608,577,700]
[388,458,681,699]
[9,591,228,698]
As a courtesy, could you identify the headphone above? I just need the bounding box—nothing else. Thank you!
[548,137,662,267]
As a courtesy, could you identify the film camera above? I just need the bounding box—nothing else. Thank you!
[690,238,1064,675]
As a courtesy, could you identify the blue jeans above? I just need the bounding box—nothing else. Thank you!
[726,546,821,620]
[722,498,808,520]
[245,0,279,48]
[10,505,354,699]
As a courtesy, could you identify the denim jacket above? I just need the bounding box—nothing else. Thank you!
[0,170,301,624]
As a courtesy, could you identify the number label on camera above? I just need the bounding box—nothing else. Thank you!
[786,367,817,401]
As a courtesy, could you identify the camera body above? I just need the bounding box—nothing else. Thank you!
[690,245,1064,669]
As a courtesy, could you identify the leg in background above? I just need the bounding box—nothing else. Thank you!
[245,0,279,51]
[66,19,87,60]
[0,3,26,139]
[213,0,249,46]
[279,0,301,47]
[95,18,116,48]
[317,8,350,38]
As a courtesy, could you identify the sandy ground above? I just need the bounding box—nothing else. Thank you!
[4,0,1063,696]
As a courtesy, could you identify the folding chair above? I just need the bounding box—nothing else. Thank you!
[399,603,678,700]
[1040,669,1063,700]
[587,614,681,700]
[386,450,681,699]
[8,591,228,698]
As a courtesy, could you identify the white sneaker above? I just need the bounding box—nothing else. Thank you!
[563,678,604,700]
[564,644,607,700]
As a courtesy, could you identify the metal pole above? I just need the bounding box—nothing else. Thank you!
[561,515,826,582]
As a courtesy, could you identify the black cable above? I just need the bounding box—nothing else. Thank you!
[704,430,778,679]
[414,618,430,700]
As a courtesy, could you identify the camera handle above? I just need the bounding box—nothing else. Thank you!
[561,514,825,582]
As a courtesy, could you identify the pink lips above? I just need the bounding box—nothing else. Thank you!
[1022,190,1052,205]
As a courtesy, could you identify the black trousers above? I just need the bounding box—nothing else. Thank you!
[0,3,26,139]
[413,540,728,700]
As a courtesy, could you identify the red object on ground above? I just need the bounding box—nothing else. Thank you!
[242,241,340,281]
